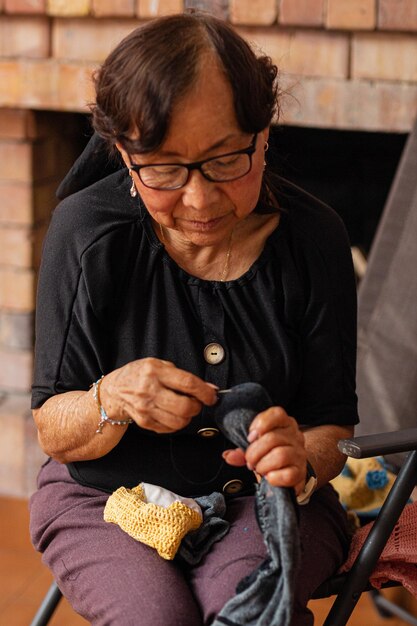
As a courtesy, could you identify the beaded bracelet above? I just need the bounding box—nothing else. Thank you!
[92,376,134,434]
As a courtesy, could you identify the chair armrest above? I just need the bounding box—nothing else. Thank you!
[338,427,417,459]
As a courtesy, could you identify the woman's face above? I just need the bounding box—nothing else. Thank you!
[117,58,269,248]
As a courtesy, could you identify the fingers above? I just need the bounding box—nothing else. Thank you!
[155,387,203,419]
[158,362,218,406]
[222,448,246,466]
[127,406,189,434]
[247,406,295,440]
[125,386,203,433]
[245,406,307,490]
[121,389,202,433]
[249,445,306,489]
[101,358,218,434]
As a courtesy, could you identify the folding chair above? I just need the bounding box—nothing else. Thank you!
[30,582,62,626]
[313,428,417,626]
[312,114,417,625]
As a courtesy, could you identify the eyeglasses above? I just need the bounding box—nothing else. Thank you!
[128,133,258,191]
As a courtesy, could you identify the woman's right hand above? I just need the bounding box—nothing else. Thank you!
[100,358,218,434]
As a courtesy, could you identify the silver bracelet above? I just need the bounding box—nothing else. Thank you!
[92,376,134,434]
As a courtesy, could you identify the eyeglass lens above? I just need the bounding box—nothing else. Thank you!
[139,153,252,190]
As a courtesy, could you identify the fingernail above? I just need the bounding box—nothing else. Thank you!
[247,429,259,443]
[222,450,231,459]
[247,462,254,471]
[207,383,219,390]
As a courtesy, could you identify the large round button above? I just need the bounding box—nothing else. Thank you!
[204,343,225,365]
[222,479,244,495]
[197,427,220,438]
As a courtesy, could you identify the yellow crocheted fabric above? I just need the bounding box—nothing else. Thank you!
[103,484,203,560]
[331,456,396,515]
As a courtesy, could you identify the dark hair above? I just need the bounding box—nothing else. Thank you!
[91,11,280,155]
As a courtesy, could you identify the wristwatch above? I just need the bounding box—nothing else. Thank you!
[296,460,317,506]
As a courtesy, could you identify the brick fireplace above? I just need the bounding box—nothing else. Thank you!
[1,0,416,497]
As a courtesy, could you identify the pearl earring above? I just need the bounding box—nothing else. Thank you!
[263,141,269,171]
[129,169,137,198]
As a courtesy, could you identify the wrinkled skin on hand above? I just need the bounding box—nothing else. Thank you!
[100,357,218,434]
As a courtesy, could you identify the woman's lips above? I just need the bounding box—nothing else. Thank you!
[181,216,226,231]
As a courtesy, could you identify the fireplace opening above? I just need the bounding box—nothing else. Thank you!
[269,125,407,254]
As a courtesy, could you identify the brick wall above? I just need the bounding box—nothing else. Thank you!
[0,109,84,496]
[0,0,416,129]
[0,0,416,496]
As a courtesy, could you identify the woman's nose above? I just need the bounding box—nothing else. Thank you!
[181,170,220,209]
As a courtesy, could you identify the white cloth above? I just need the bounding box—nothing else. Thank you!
[141,482,203,519]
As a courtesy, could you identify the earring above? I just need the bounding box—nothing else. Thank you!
[263,141,269,172]
[129,169,138,198]
[130,180,137,198]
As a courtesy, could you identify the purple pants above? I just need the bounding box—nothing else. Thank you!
[30,459,349,626]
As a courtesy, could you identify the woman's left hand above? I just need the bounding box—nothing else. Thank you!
[222,406,308,495]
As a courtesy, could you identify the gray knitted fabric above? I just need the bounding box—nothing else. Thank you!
[211,382,301,626]
[178,492,230,565]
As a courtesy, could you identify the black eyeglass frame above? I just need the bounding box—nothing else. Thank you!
[128,133,258,190]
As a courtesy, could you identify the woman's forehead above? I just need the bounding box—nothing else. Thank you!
[124,56,248,159]
[160,64,241,153]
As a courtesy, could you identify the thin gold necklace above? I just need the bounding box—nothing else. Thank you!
[219,230,233,282]
[159,222,166,243]
[158,223,233,282]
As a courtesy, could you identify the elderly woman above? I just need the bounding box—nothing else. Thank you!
[30,11,358,626]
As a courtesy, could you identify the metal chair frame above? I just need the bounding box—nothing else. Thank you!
[314,427,417,625]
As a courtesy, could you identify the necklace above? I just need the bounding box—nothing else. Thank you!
[159,222,166,243]
[219,230,233,282]
[158,223,233,282]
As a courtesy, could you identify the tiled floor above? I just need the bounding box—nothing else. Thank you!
[0,495,415,626]
[0,496,87,626]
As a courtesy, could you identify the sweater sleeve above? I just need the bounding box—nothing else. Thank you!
[283,197,359,428]
[31,174,139,409]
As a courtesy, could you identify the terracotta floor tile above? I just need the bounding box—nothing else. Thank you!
[0,548,43,610]
[0,595,86,626]
[0,497,32,551]
[17,565,53,603]
[309,588,415,625]
[0,601,42,626]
